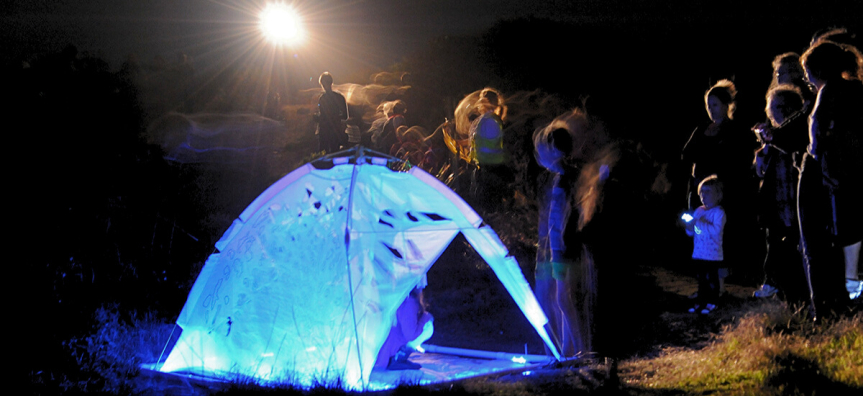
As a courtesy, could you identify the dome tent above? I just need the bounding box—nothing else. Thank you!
[157,147,560,389]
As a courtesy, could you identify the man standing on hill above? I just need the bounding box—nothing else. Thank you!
[315,72,349,153]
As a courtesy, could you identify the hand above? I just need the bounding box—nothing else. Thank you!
[684,218,695,231]
[751,123,772,143]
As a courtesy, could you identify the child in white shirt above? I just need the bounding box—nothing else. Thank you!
[684,175,726,314]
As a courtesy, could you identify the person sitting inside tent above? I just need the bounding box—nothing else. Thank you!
[375,286,434,370]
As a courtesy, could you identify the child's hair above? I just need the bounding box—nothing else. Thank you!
[772,52,803,74]
[765,84,804,125]
[476,87,508,120]
[698,174,724,201]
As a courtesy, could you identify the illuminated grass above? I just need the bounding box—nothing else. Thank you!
[619,300,862,395]
[59,293,862,395]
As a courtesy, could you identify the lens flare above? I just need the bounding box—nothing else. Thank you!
[260,3,304,46]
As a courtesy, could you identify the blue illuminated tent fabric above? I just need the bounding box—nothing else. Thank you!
[158,150,560,389]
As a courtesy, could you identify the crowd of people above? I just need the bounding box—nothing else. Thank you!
[311,72,507,187]
[312,28,861,362]
[680,29,862,322]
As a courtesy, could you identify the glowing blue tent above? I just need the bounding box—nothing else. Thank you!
[158,148,560,389]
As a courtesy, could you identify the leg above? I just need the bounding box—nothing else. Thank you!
[694,259,710,307]
[534,179,565,355]
[755,228,780,298]
[844,242,860,280]
[797,155,845,319]
[844,241,861,300]
[555,276,582,357]
[704,261,722,305]
[535,262,564,354]
[553,261,584,357]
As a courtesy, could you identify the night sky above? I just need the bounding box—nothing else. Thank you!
[4,0,519,75]
[5,1,860,78]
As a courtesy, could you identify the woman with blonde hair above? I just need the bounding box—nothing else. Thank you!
[682,79,759,296]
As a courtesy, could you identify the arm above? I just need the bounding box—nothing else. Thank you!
[685,221,695,237]
[808,85,831,157]
[396,296,432,342]
[681,126,700,163]
[684,207,700,236]
[695,207,725,237]
[754,146,769,178]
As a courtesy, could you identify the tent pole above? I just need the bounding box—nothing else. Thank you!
[156,324,179,370]
[343,157,365,388]
[421,344,555,364]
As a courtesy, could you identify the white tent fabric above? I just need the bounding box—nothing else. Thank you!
[159,158,559,389]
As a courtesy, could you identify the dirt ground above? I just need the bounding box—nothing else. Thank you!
[426,252,762,362]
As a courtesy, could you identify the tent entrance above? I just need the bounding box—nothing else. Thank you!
[368,346,554,390]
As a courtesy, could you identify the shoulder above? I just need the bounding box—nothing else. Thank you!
[479,112,502,129]
[319,91,345,100]
[686,124,710,143]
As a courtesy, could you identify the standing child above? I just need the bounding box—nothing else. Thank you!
[684,175,727,314]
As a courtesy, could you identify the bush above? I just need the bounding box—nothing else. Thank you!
[62,306,174,394]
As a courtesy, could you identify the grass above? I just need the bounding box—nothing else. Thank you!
[618,300,862,395]
[54,294,861,395]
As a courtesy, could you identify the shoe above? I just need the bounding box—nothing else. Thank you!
[386,347,422,370]
[387,356,421,370]
[688,305,700,313]
[754,284,779,298]
[700,303,717,314]
[847,279,862,300]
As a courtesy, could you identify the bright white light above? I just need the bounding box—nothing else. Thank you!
[511,356,527,364]
[260,3,304,46]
